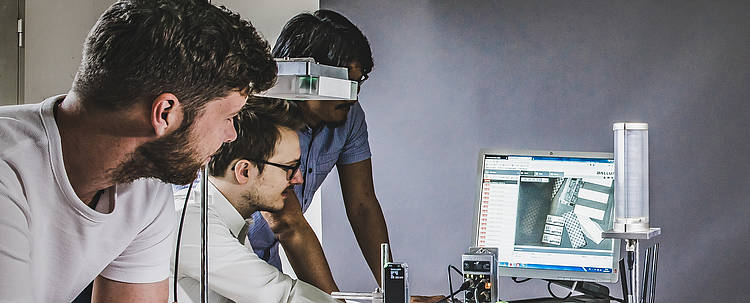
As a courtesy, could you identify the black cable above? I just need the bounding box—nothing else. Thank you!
[620,258,629,303]
[627,251,635,270]
[547,280,573,300]
[447,265,454,302]
[626,250,635,298]
[449,265,463,276]
[541,278,625,302]
[442,280,471,302]
[447,265,463,303]
[512,277,531,283]
[476,278,489,303]
[439,280,473,303]
[173,181,194,302]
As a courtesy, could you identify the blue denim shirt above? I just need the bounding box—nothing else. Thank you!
[248,102,372,270]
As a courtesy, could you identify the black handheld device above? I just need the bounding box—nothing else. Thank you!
[383,262,409,303]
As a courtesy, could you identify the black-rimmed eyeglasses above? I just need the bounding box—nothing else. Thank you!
[250,159,301,180]
[353,74,369,92]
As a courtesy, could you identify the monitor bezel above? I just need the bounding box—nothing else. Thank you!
[471,148,621,283]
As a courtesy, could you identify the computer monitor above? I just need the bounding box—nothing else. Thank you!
[472,149,620,283]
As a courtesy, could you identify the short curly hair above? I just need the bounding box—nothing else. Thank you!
[73,0,277,132]
[273,9,373,75]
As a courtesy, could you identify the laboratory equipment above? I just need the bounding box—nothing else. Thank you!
[384,263,409,303]
[472,149,620,283]
[331,243,406,303]
[641,243,659,303]
[613,122,649,232]
[604,121,662,303]
[461,247,497,303]
[254,58,358,101]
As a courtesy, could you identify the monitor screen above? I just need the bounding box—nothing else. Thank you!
[473,149,620,283]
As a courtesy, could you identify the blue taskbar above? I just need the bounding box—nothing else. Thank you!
[529,156,613,163]
[498,262,613,273]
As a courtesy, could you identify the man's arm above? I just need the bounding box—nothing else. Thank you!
[261,190,340,294]
[337,158,390,285]
[91,276,167,303]
[337,160,445,303]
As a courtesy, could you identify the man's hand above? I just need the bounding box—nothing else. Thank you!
[261,191,340,294]
[411,295,447,303]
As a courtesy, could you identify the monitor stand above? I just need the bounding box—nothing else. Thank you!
[503,259,628,303]
[506,280,610,303]
[508,296,610,303]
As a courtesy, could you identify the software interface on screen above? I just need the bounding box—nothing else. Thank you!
[476,154,617,275]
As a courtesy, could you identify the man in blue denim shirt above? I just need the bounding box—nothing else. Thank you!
[248,10,387,294]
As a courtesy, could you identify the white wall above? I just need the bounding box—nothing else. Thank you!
[23,0,318,104]
[216,0,318,48]
[24,0,113,104]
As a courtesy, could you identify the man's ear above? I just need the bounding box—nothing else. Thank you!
[233,160,254,185]
[151,93,183,137]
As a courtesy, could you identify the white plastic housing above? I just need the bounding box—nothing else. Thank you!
[256,75,358,101]
[613,122,650,232]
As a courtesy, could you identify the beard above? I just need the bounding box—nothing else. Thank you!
[323,103,354,128]
[324,119,347,128]
[241,186,287,216]
[324,115,348,128]
[109,125,204,185]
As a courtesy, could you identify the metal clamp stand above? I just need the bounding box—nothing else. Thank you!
[201,0,213,301]
[602,228,660,303]
[330,243,390,303]
[200,167,210,303]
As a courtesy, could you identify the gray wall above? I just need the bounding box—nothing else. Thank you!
[318,0,750,301]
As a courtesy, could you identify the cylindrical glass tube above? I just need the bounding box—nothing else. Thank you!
[613,122,650,231]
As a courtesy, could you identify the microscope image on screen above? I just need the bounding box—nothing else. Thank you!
[514,176,614,250]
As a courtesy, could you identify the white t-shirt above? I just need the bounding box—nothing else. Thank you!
[0,96,176,302]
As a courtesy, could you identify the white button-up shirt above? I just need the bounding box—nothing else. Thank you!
[171,181,339,303]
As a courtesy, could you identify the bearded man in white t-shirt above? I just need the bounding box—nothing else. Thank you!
[0,0,277,302]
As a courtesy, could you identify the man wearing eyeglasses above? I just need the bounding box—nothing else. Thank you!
[241,10,384,295]
[170,98,340,303]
